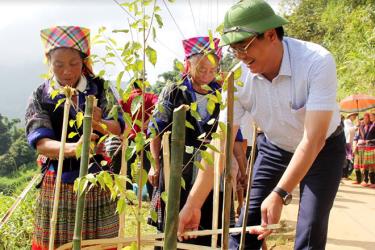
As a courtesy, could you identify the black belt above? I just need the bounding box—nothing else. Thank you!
[328,124,344,139]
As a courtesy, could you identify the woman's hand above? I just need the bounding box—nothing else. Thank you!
[148,166,160,187]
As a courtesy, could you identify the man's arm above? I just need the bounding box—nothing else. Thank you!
[250,110,333,240]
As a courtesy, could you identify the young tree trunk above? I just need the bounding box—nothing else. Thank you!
[72,95,95,250]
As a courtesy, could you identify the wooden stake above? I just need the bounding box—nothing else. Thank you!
[239,122,258,250]
[164,105,188,250]
[211,138,221,247]
[57,224,280,250]
[222,72,234,249]
[72,95,95,250]
[49,87,73,250]
[162,131,171,192]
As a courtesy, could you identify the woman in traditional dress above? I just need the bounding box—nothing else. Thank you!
[353,113,375,187]
[148,36,223,246]
[25,26,123,249]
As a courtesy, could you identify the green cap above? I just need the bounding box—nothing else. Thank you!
[220,0,289,46]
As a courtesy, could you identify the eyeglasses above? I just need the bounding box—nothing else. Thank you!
[228,36,257,56]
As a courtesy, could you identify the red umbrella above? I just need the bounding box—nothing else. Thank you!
[340,94,375,113]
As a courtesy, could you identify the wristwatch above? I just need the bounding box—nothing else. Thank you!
[273,186,292,205]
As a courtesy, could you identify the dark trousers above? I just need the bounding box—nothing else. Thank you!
[229,132,345,250]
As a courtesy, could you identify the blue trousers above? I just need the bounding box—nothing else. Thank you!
[229,132,345,250]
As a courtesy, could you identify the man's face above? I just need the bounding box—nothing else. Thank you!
[229,31,275,75]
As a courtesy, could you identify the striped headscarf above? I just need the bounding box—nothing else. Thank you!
[182,36,222,61]
[40,26,93,75]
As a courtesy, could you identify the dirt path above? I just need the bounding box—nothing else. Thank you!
[280,179,375,250]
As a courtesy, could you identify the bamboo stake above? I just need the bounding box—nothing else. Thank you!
[239,122,258,250]
[211,138,221,247]
[72,95,95,250]
[162,131,171,192]
[49,87,73,250]
[117,128,129,250]
[164,104,188,250]
[57,224,280,250]
[222,72,234,249]
[0,174,40,229]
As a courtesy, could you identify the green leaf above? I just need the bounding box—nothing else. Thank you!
[98,69,106,77]
[207,99,216,115]
[233,66,242,80]
[150,209,158,223]
[207,118,216,125]
[193,160,205,171]
[125,189,137,201]
[116,197,126,214]
[145,46,157,66]
[205,143,220,153]
[218,121,226,133]
[69,119,76,127]
[161,191,168,203]
[154,13,163,28]
[50,89,59,100]
[198,132,206,139]
[174,60,185,73]
[98,134,109,145]
[68,132,78,139]
[190,102,197,111]
[123,242,137,250]
[185,146,194,154]
[54,98,65,111]
[112,29,129,33]
[75,143,82,159]
[207,53,218,67]
[201,150,214,165]
[181,177,186,190]
[235,80,244,87]
[185,121,195,130]
[76,112,84,129]
[109,105,119,121]
[116,71,124,89]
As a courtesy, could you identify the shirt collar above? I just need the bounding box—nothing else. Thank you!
[279,40,292,77]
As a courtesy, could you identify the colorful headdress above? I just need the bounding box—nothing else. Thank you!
[182,36,222,61]
[40,26,93,76]
[40,26,91,56]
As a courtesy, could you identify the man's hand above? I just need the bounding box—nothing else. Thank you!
[177,204,201,241]
[250,191,283,240]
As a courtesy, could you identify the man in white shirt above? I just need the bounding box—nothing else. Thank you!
[177,0,345,249]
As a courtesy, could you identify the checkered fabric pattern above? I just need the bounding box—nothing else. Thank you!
[40,26,90,56]
[182,36,222,60]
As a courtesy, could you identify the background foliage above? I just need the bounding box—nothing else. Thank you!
[281,0,375,99]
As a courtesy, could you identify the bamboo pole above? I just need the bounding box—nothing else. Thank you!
[162,131,171,192]
[0,174,40,229]
[211,138,221,247]
[163,104,188,250]
[57,224,280,250]
[117,128,129,250]
[239,122,258,250]
[49,87,73,250]
[222,72,234,249]
[72,95,95,250]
